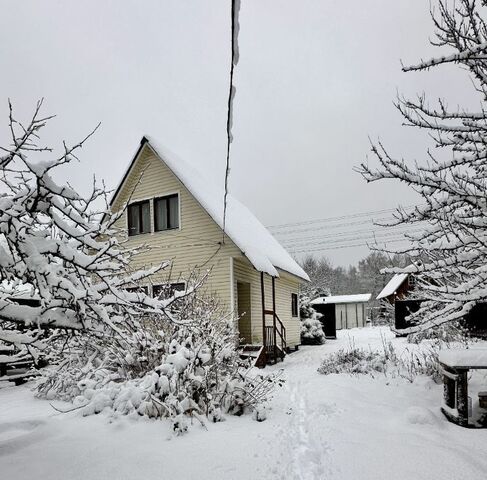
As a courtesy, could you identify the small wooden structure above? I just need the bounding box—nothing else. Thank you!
[439,349,487,428]
[311,294,371,339]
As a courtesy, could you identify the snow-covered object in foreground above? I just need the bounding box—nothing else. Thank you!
[111,136,309,282]
[439,349,487,368]
[37,295,282,433]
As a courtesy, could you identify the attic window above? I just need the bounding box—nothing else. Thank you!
[128,200,150,236]
[154,194,179,231]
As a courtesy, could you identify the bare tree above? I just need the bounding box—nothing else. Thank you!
[299,255,333,297]
[359,0,487,332]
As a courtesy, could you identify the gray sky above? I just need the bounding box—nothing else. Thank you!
[0,0,477,266]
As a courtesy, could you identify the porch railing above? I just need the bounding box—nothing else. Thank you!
[263,310,287,362]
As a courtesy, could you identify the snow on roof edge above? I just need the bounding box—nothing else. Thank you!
[113,136,309,282]
[376,273,409,300]
[311,293,372,305]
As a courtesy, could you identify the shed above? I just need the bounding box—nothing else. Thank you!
[311,294,371,338]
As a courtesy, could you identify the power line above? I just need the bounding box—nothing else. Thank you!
[270,216,396,236]
[284,229,419,250]
[267,204,421,230]
[279,225,421,245]
[289,237,410,254]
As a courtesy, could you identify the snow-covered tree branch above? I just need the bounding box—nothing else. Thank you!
[359,0,487,332]
[0,100,190,356]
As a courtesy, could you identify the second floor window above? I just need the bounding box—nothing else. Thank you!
[128,200,150,236]
[154,194,179,231]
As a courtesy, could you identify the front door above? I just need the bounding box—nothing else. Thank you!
[237,282,252,344]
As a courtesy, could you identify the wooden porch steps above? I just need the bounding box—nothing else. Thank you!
[239,343,285,368]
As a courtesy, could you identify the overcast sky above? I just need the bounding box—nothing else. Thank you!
[0,0,478,266]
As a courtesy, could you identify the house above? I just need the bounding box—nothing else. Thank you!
[108,136,309,365]
[310,294,371,338]
[376,270,422,332]
[377,271,487,337]
[376,272,414,305]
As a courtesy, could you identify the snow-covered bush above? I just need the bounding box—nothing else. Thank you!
[38,293,283,430]
[300,295,325,345]
[318,339,442,383]
[318,348,387,376]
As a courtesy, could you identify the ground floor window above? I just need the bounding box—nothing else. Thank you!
[291,293,298,317]
[152,282,186,298]
[125,285,149,295]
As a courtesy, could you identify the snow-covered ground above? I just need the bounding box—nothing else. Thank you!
[1,327,487,479]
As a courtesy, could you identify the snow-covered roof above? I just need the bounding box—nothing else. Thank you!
[439,349,487,368]
[110,136,309,282]
[376,273,409,300]
[311,294,371,305]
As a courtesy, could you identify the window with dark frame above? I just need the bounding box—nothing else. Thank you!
[291,293,298,317]
[128,200,151,236]
[154,194,179,232]
[152,282,185,298]
[125,285,149,295]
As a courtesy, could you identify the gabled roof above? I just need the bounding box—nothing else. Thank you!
[110,136,309,282]
[376,273,409,300]
[311,293,371,305]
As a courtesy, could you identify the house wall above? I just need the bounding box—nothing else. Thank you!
[334,302,367,329]
[111,144,242,310]
[385,277,412,304]
[111,143,304,347]
[233,259,301,347]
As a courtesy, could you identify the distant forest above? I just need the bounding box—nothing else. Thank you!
[300,252,410,303]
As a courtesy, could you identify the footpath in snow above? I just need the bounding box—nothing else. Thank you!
[1,327,487,480]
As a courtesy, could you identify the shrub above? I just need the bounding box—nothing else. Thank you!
[317,348,387,376]
[300,295,325,345]
[318,335,442,383]
[37,293,283,430]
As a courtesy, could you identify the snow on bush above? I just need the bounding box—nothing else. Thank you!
[300,295,325,345]
[318,337,442,383]
[318,348,387,376]
[38,293,283,432]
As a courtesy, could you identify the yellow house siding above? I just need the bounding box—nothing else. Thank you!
[111,145,242,308]
[111,143,303,347]
[233,259,301,347]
